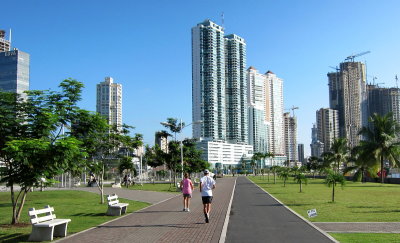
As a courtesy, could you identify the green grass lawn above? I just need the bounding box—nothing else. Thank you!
[124,182,181,193]
[0,190,150,243]
[249,175,400,222]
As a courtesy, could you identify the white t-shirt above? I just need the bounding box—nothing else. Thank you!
[200,175,216,197]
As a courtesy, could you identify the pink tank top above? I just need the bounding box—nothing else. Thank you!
[182,178,192,194]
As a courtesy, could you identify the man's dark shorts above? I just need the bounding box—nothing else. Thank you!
[202,196,213,204]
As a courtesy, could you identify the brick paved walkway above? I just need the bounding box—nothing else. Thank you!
[58,177,236,243]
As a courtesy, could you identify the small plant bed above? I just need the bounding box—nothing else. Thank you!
[0,190,149,243]
[249,176,400,222]
[329,233,400,243]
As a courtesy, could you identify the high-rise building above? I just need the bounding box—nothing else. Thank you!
[0,49,30,95]
[192,20,249,143]
[0,30,11,52]
[316,108,339,153]
[284,112,297,163]
[298,143,305,164]
[192,20,226,141]
[367,84,400,123]
[225,34,248,143]
[328,61,367,148]
[96,77,122,127]
[247,67,269,153]
[155,131,169,153]
[310,124,324,158]
[265,71,285,155]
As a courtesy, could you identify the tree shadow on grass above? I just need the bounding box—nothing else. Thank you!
[353,209,400,213]
[0,203,13,207]
[0,233,29,243]
[72,213,105,216]
[347,206,382,209]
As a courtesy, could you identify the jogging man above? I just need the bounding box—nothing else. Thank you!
[200,169,216,223]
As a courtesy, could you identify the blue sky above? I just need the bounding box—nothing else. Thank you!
[2,0,400,156]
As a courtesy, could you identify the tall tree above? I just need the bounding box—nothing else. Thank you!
[161,118,185,141]
[0,79,87,224]
[358,113,400,183]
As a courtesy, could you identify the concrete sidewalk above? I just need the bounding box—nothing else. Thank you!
[74,186,177,204]
[58,177,236,243]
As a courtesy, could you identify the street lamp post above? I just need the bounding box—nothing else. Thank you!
[160,119,202,180]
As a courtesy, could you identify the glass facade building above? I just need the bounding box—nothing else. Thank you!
[0,50,30,96]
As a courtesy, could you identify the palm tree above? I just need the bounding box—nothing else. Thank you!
[270,165,280,184]
[293,172,308,192]
[358,113,400,184]
[343,146,378,182]
[251,152,263,175]
[306,156,319,179]
[278,167,290,187]
[323,138,349,173]
[161,118,184,141]
[325,169,346,202]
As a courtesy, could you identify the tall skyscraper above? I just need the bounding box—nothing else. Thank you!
[298,143,305,164]
[310,124,324,158]
[367,84,400,123]
[284,112,298,163]
[0,30,11,52]
[316,108,339,153]
[328,61,367,148]
[265,71,285,155]
[96,77,122,127]
[247,67,269,153]
[225,34,248,143]
[192,20,226,141]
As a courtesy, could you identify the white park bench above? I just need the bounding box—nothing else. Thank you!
[28,205,71,241]
[106,194,129,216]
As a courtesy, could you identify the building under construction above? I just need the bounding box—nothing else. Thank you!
[328,58,368,148]
[0,30,11,52]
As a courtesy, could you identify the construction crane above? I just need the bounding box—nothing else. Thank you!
[345,51,371,62]
[285,106,299,117]
[329,66,340,72]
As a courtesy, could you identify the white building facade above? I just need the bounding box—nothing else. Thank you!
[96,77,122,127]
[247,67,270,153]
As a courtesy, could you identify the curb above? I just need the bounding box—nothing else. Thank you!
[249,178,339,243]
[218,177,237,243]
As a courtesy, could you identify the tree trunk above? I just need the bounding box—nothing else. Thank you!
[11,184,17,224]
[15,189,28,223]
[274,172,276,184]
[332,183,335,202]
[380,155,384,184]
[300,181,302,192]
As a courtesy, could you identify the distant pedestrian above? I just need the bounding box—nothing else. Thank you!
[180,173,194,212]
[200,169,216,223]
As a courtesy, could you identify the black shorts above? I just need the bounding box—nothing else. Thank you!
[202,196,213,204]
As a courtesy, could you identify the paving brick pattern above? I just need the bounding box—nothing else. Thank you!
[58,177,236,243]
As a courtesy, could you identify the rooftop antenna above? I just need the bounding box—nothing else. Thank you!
[396,75,398,88]
[221,12,225,29]
[9,28,12,51]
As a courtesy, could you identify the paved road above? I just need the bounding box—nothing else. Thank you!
[225,177,336,243]
[57,177,236,243]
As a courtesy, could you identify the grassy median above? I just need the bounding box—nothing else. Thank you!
[249,175,400,242]
[0,190,150,243]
